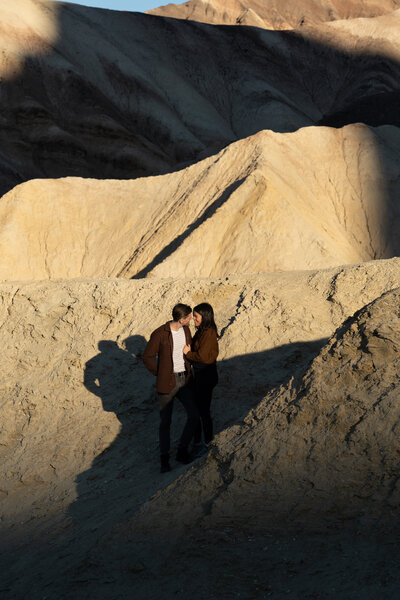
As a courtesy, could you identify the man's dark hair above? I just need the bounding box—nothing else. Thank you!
[172,303,192,322]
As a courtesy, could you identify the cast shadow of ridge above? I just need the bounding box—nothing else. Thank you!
[0,4,399,218]
[129,178,246,278]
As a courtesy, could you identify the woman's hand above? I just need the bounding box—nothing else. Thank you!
[183,344,191,355]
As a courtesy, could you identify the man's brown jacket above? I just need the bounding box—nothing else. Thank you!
[143,322,192,394]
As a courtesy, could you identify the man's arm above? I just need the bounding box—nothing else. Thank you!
[142,329,160,375]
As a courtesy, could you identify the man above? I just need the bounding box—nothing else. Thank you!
[143,303,199,473]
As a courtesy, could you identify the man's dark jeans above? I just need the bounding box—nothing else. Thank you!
[159,373,199,456]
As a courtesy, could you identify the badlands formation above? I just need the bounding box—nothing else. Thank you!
[1,1,400,599]
[148,0,400,28]
[1,123,400,280]
[0,1,399,195]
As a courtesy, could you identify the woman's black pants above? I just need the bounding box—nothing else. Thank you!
[193,365,218,445]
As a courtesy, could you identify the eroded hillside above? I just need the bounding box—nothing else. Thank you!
[0,2,400,195]
[147,0,400,29]
[1,124,399,280]
[2,258,400,597]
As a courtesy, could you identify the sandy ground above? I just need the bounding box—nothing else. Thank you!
[1,262,400,598]
[1,404,400,600]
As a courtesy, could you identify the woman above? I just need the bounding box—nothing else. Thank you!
[183,303,219,456]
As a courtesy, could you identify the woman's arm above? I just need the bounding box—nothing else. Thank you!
[185,328,219,364]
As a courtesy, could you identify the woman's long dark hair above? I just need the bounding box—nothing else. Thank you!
[192,303,218,346]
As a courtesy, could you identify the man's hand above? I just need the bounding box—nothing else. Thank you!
[183,344,191,355]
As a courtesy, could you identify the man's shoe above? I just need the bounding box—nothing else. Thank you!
[175,447,193,465]
[160,454,171,473]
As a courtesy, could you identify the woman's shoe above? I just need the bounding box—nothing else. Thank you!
[193,442,208,458]
[176,447,193,464]
[160,454,171,473]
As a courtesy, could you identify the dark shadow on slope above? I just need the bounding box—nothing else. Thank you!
[0,336,327,598]
[319,90,400,129]
[0,6,400,210]
[74,336,153,522]
[129,178,245,279]
[0,6,397,264]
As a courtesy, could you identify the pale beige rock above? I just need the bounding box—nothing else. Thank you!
[0,0,58,78]
[1,124,399,280]
[304,7,400,56]
[147,0,400,29]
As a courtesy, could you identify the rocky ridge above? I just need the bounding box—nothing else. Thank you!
[1,123,400,280]
[0,2,400,195]
[1,258,400,529]
[98,280,400,600]
[147,0,400,29]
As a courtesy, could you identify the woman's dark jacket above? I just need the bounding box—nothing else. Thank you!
[186,327,219,381]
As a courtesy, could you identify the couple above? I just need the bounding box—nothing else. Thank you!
[143,303,219,473]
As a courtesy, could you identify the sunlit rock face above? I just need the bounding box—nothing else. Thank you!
[0,2,400,196]
[0,124,399,281]
[146,0,400,29]
[0,0,58,78]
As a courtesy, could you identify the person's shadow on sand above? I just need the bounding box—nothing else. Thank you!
[69,335,162,529]
[84,337,145,411]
